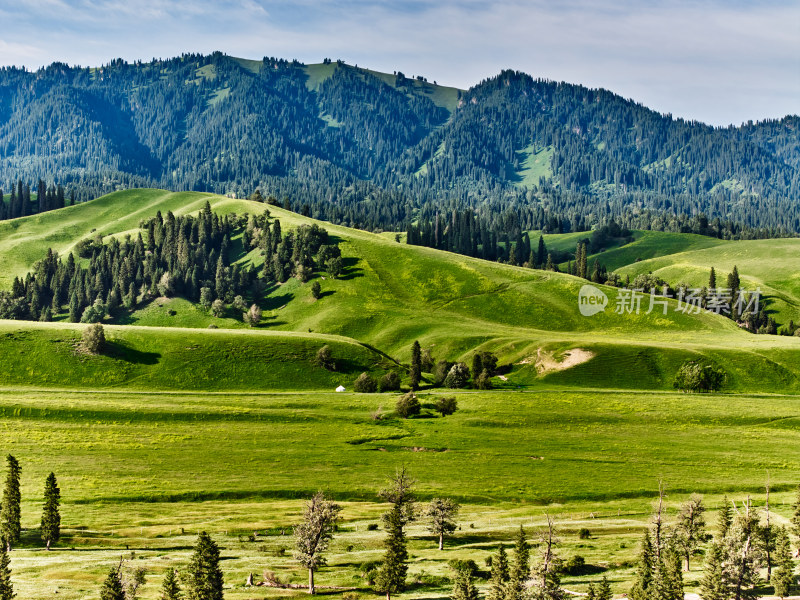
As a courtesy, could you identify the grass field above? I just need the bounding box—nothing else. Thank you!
[4,386,800,598]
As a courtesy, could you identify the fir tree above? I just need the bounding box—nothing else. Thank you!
[508,525,530,600]
[487,546,509,600]
[375,468,415,600]
[0,456,21,551]
[186,532,224,600]
[0,541,12,600]
[718,496,733,539]
[772,527,795,599]
[409,341,422,390]
[40,472,61,550]
[100,567,125,600]
[160,569,183,600]
[450,567,479,600]
[700,542,727,600]
[791,485,800,540]
[629,531,654,600]
[709,267,717,290]
[596,576,612,600]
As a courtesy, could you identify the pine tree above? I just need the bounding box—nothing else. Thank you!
[41,472,60,550]
[487,546,509,600]
[585,583,596,600]
[160,569,183,600]
[709,267,717,290]
[100,567,125,600]
[426,498,459,550]
[772,527,794,599]
[790,485,800,540]
[718,496,733,539]
[596,576,612,600]
[700,542,727,600]
[0,542,12,600]
[451,567,479,600]
[186,532,224,600]
[652,547,683,600]
[375,468,415,600]
[676,494,706,570]
[508,525,530,600]
[629,531,654,600]
[536,235,546,268]
[0,456,21,551]
[409,341,422,390]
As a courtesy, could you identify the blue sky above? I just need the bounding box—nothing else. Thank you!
[0,0,797,126]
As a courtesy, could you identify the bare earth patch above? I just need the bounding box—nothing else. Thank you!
[522,347,596,375]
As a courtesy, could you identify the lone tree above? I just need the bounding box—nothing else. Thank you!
[354,372,377,393]
[409,341,422,390]
[82,322,105,353]
[375,468,416,600]
[676,494,706,570]
[311,281,321,300]
[294,491,341,594]
[395,392,421,418]
[0,456,21,551]
[160,569,183,600]
[242,304,262,327]
[41,472,61,550]
[100,567,125,600]
[425,498,460,550]
[186,532,224,600]
[315,345,335,371]
[0,541,12,600]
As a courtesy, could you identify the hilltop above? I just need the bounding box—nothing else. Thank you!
[0,53,798,234]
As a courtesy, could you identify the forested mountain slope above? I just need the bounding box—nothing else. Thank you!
[0,53,798,232]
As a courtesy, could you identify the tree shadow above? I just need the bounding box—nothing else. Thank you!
[261,292,294,311]
[337,257,364,280]
[105,341,160,365]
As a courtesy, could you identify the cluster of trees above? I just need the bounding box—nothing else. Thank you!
[0,179,75,221]
[673,361,728,393]
[0,202,341,324]
[2,55,799,239]
[0,455,61,599]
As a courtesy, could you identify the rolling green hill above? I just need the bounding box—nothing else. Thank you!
[1,189,799,393]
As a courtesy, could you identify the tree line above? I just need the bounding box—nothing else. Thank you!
[0,179,77,221]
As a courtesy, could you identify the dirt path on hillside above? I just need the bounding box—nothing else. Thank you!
[519,347,595,375]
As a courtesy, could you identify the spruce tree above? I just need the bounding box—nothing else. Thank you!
[508,525,530,600]
[409,341,422,390]
[790,485,800,540]
[772,527,794,599]
[700,542,727,600]
[186,532,224,600]
[487,546,509,600]
[537,235,546,268]
[0,541,12,600]
[585,583,596,600]
[596,576,612,600]
[709,267,717,290]
[100,567,125,600]
[41,472,61,550]
[451,567,479,600]
[375,468,415,600]
[629,531,654,600]
[0,456,21,551]
[718,496,733,539]
[160,569,183,600]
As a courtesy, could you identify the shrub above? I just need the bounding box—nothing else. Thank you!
[315,345,335,370]
[673,360,726,392]
[232,295,247,312]
[210,298,225,317]
[562,555,586,575]
[396,392,421,418]
[80,298,106,323]
[82,323,105,354]
[448,559,479,576]
[354,372,377,393]
[474,368,492,390]
[366,523,379,531]
[378,371,401,392]
[433,360,454,385]
[578,528,591,540]
[444,362,470,389]
[311,280,321,300]
[243,304,262,327]
[199,287,213,309]
[435,397,458,416]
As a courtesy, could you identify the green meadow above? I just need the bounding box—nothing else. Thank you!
[1,189,800,597]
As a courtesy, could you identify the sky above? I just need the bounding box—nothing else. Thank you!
[0,0,797,126]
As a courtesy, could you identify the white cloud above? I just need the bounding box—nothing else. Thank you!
[0,0,796,125]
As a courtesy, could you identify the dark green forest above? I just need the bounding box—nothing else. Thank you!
[0,53,798,232]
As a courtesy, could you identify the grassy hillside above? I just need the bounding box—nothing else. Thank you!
[1,189,799,393]
[615,238,800,324]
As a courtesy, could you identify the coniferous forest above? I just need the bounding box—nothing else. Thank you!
[0,53,798,234]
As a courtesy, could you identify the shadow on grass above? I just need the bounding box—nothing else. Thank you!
[337,257,364,280]
[105,340,160,365]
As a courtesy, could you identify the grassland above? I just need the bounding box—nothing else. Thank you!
[4,386,800,598]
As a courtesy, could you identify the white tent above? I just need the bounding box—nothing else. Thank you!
[335,385,346,392]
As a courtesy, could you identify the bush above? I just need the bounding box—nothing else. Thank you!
[354,372,377,393]
[433,360,454,385]
[578,528,591,539]
[444,362,470,389]
[315,345,335,370]
[448,559,479,576]
[311,280,321,299]
[378,371,401,392]
[366,523,379,531]
[80,298,106,323]
[82,323,105,354]
[562,555,585,575]
[474,368,493,390]
[210,298,225,317]
[435,397,458,416]
[673,360,726,392]
[396,392,421,418]
[243,304,262,327]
